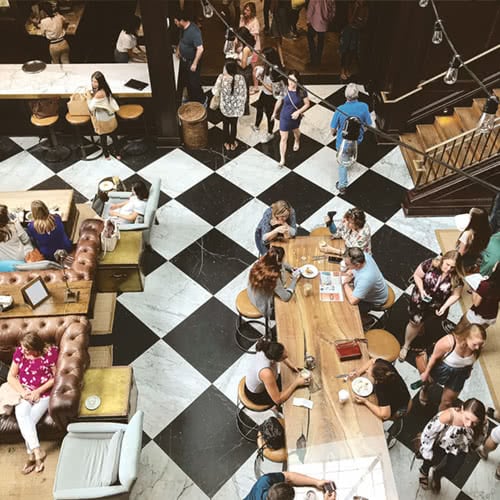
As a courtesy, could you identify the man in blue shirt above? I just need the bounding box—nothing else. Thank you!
[330,83,372,194]
[244,471,335,499]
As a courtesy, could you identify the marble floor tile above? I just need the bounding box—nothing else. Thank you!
[461,452,500,500]
[460,361,494,409]
[131,341,210,438]
[216,198,270,256]
[371,146,415,189]
[301,104,335,145]
[138,148,213,198]
[0,151,54,191]
[150,199,212,260]
[58,157,134,199]
[214,265,254,315]
[236,108,270,148]
[216,148,289,196]
[131,441,209,500]
[386,209,456,255]
[295,146,368,194]
[308,84,346,104]
[10,136,39,150]
[118,262,212,337]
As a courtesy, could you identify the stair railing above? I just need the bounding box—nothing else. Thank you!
[413,117,500,187]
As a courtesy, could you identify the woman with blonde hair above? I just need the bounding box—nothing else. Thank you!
[7,332,59,473]
[0,204,33,267]
[399,251,464,362]
[255,200,297,255]
[26,200,72,261]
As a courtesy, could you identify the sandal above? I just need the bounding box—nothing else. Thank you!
[418,389,428,406]
[224,143,231,151]
[34,458,45,473]
[21,456,36,475]
[419,474,429,490]
[293,141,300,152]
[230,141,238,151]
[398,345,409,362]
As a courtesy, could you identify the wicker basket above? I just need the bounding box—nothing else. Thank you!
[177,102,208,149]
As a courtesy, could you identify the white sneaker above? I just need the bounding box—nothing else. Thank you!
[262,132,274,143]
[251,125,260,133]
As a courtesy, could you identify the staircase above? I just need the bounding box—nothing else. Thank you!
[399,89,500,216]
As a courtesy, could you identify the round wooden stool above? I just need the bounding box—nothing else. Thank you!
[116,104,148,156]
[237,377,273,442]
[369,283,396,328]
[309,227,331,237]
[235,289,268,353]
[65,113,101,161]
[31,114,71,162]
[365,329,401,362]
[255,418,287,477]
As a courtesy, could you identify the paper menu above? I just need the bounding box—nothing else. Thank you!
[319,271,344,302]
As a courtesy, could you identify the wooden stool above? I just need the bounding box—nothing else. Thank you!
[370,283,396,328]
[31,114,71,162]
[255,418,287,478]
[309,227,331,237]
[235,289,268,353]
[65,113,101,161]
[117,104,148,156]
[365,329,401,362]
[237,377,273,442]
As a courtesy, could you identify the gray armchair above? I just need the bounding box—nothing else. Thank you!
[102,178,161,245]
[53,411,144,500]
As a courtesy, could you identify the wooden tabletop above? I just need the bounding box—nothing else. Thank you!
[0,280,92,318]
[274,236,398,499]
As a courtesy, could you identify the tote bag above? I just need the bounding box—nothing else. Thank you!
[67,87,90,116]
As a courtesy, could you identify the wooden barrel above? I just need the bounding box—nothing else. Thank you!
[177,102,208,149]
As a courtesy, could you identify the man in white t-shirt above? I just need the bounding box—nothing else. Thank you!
[108,181,149,224]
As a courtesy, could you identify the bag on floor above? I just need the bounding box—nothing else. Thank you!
[29,98,60,118]
[67,87,90,116]
[101,218,120,254]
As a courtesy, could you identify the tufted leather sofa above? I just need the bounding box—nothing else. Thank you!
[0,219,104,443]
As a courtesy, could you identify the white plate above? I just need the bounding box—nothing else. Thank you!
[351,377,373,397]
[99,180,115,192]
[85,395,101,411]
[300,264,319,279]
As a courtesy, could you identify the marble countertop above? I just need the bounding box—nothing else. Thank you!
[0,63,151,99]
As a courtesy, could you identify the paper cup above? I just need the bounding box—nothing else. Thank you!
[338,389,349,404]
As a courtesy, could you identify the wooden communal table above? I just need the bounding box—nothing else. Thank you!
[275,236,398,500]
[0,280,91,318]
[1,189,76,237]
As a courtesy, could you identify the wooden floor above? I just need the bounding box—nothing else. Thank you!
[435,229,500,410]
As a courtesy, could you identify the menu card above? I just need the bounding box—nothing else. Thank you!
[319,271,343,302]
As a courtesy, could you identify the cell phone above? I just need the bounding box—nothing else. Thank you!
[328,256,342,263]
[324,481,336,493]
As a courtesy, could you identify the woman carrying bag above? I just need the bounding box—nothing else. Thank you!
[86,71,120,160]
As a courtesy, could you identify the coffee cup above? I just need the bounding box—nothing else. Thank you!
[300,368,311,381]
[338,389,349,404]
[339,259,347,273]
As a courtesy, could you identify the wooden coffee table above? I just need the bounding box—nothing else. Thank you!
[0,280,92,318]
[78,366,138,423]
[1,189,76,236]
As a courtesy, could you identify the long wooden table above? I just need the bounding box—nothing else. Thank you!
[275,236,398,500]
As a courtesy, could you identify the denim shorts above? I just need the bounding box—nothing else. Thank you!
[431,362,472,393]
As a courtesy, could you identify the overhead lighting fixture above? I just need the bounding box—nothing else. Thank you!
[432,20,443,44]
[478,95,499,134]
[201,0,214,18]
[444,55,461,85]
[419,0,430,7]
[337,117,361,168]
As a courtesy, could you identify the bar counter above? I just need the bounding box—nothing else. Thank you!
[0,63,151,99]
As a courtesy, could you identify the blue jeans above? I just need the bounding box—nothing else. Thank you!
[338,164,348,189]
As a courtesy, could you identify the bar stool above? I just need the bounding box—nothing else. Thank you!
[235,289,269,353]
[385,400,412,449]
[364,329,401,363]
[65,113,102,161]
[368,283,396,328]
[309,227,331,237]
[237,377,273,442]
[31,114,71,162]
[255,418,288,478]
[116,104,148,156]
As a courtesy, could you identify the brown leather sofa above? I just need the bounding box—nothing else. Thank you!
[0,219,103,443]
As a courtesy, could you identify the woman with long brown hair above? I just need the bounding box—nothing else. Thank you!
[0,204,33,266]
[456,207,491,271]
[26,200,72,261]
[247,246,301,317]
[399,251,464,362]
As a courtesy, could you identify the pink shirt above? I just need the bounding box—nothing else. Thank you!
[239,16,261,51]
[13,345,59,398]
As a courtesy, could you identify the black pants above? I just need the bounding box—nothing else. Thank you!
[99,133,119,158]
[178,59,204,104]
[222,116,238,144]
[289,7,300,33]
[307,26,325,64]
[263,0,271,30]
[255,93,276,133]
[421,448,466,482]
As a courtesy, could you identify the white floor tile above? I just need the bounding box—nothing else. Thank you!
[11,136,40,150]
[371,146,415,189]
[0,151,54,191]
[301,104,335,145]
[214,265,254,315]
[212,451,259,500]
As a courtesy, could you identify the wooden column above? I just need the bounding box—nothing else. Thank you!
[140,0,180,146]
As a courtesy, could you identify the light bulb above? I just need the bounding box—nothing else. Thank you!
[478,95,499,134]
[432,21,443,44]
[419,0,429,7]
[201,0,213,18]
[443,55,461,85]
[336,139,358,168]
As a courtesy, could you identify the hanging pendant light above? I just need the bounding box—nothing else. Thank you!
[478,95,499,134]
[337,117,361,168]
[432,20,443,44]
[419,0,430,7]
[444,55,461,85]
[201,0,214,18]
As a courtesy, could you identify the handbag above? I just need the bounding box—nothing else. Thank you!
[209,94,220,111]
[101,218,120,254]
[29,98,60,118]
[67,87,90,116]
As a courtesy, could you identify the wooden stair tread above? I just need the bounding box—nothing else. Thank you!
[434,116,465,139]
[473,97,500,116]
[416,123,444,149]
[398,132,425,184]
[454,107,480,131]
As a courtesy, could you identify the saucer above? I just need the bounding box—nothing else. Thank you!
[85,395,101,411]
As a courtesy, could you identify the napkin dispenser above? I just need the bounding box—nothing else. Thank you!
[0,295,13,312]
[335,339,362,361]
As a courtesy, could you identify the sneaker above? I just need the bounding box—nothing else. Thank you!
[251,125,260,133]
[335,181,347,195]
[262,132,274,143]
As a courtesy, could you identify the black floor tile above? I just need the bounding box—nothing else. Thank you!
[258,172,333,224]
[176,174,252,226]
[455,492,474,500]
[0,136,22,161]
[154,386,255,497]
[112,303,159,365]
[356,133,395,168]
[141,247,167,276]
[371,225,435,290]
[181,144,234,171]
[342,170,406,222]
[171,229,255,294]
[165,298,250,382]
[452,451,481,489]
[118,140,168,171]
[30,175,87,204]
[323,86,372,111]
[122,173,171,208]
[142,431,152,449]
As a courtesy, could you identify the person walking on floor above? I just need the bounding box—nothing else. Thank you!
[306,0,336,66]
[330,83,371,194]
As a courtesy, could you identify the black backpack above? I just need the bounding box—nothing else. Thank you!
[259,417,285,450]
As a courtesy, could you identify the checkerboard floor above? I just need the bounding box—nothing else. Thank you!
[2,85,498,499]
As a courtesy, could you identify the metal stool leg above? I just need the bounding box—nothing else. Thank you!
[121,115,149,156]
[236,399,259,442]
[386,418,403,449]
[42,126,71,163]
[235,314,265,353]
